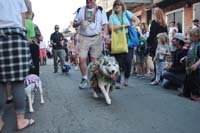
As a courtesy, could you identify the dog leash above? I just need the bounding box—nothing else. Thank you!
[102,37,110,56]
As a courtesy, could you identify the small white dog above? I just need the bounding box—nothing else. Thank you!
[87,56,119,105]
[24,74,45,113]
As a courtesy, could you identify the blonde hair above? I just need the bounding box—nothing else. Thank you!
[112,0,126,14]
[157,32,169,45]
[189,28,200,40]
[154,8,167,27]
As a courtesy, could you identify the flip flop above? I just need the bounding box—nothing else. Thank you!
[16,119,35,131]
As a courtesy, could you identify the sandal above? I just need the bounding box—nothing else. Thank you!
[16,119,35,131]
[190,96,200,101]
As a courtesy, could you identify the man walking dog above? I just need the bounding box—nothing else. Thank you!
[73,0,108,89]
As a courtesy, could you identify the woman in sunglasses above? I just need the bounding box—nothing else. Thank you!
[109,0,140,88]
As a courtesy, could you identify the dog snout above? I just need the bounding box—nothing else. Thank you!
[111,70,115,74]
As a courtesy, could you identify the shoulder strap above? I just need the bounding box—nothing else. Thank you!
[97,6,103,13]
[76,6,103,14]
[76,7,81,14]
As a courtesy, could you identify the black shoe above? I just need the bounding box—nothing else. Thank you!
[6,98,13,104]
[151,78,155,82]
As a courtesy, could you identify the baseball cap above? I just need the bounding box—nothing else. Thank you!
[173,33,185,42]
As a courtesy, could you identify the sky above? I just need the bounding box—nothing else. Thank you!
[31,0,85,43]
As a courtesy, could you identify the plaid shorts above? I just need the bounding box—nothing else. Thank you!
[0,27,31,82]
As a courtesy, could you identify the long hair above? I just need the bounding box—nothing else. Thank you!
[112,0,126,14]
[154,8,167,27]
[157,32,169,45]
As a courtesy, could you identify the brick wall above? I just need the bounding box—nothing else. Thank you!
[184,6,193,31]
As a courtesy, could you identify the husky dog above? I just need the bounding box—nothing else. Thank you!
[87,56,119,104]
[24,74,45,113]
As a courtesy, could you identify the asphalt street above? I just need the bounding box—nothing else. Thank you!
[2,59,200,133]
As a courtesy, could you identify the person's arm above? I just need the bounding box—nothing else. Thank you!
[102,24,108,38]
[21,13,26,27]
[191,45,200,71]
[147,20,157,46]
[132,15,140,28]
[108,15,127,31]
[73,7,83,28]
[109,24,126,31]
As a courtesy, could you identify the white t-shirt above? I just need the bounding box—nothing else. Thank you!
[168,26,178,51]
[74,6,108,36]
[0,0,27,28]
[39,41,46,49]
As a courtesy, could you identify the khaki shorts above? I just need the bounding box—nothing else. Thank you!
[78,34,103,58]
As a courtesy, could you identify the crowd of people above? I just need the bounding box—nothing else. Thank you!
[0,0,200,132]
[71,0,200,102]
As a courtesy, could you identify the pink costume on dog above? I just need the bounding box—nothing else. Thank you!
[24,74,40,89]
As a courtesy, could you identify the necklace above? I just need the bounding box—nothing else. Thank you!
[84,6,98,30]
[84,7,97,23]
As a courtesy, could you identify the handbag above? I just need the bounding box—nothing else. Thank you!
[111,25,128,54]
[125,13,139,48]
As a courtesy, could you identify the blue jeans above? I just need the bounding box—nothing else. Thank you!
[161,70,186,88]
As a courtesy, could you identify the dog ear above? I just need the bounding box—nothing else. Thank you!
[103,60,108,65]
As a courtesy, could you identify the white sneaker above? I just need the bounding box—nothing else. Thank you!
[79,78,88,89]
[75,66,79,71]
[150,81,159,85]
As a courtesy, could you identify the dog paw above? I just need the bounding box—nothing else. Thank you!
[93,93,99,98]
[29,109,34,113]
[106,99,111,105]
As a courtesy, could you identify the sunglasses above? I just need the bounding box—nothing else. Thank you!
[114,3,122,7]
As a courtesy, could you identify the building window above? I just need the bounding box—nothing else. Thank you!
[166,8,184,33]
[193,2,200,21]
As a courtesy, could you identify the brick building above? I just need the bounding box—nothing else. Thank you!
[97,0,200,33]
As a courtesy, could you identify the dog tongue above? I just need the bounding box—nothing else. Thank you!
[110,73,116,80]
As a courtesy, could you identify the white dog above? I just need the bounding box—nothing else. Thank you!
[24,74,45,113]
[87,56,119,105]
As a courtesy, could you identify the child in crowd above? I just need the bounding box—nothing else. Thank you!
[180,28,200,101]
[150,33,170,85]
[135,38,148,77]
[140,23,150,76]
[39,35,47,65]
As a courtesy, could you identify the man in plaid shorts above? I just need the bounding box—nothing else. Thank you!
[0,0,35,131]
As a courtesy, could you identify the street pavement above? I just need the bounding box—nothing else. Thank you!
[2,59,200,133]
